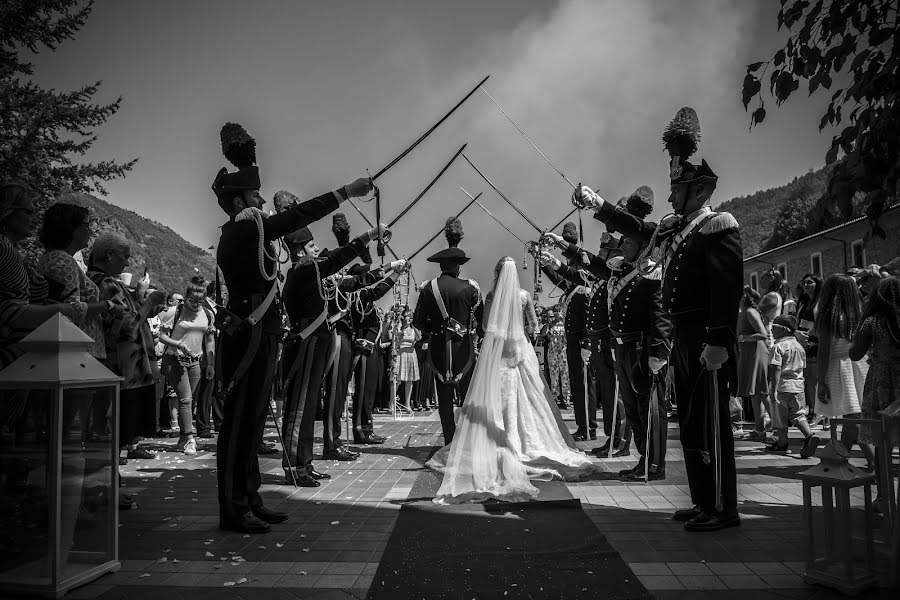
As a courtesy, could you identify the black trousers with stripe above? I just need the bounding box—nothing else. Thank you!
[322,329,353,452]
[216,326,279,520]
[567,334,596,432]
[614,338,667,473]
[672,321,737,513]
[352,348,383,440]
[281,330,333,472]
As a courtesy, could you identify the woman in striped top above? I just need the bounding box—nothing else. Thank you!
[0,181,76,370]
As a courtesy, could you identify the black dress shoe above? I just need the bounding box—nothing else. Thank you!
[596,440,612,454]
[588,430,597,440]
[283,471,320,487]
[219,513,271,534]
[252,506,289,524]
[571,429,588,441]
[618,459,643,477]
[258,443,279,456]
[672,505,703,522]
[367,433,387,442]
[322,449,357,461]
[118,457,128,466]
[684,511,741,532]
[307,468,331,480]
[198,431,215,439]
[621,468,666,482]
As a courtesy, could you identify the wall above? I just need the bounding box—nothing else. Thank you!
[743,206,900,294]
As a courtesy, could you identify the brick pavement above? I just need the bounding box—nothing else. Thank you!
[65,409,894,599]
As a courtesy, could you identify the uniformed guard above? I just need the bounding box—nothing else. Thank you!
[321,254,404,460]
[540,222,593,440]
[541,226,630,456]
[412,217,483,444]
[279,217,382,486]
[348,262,407,444]
[212,123,373,533]
[603,186,671,481]
[577,107,743,531]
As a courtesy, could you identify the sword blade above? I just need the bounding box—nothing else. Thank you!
[388,143,467,228]
[406,193,481,261]
[372,75,489,181]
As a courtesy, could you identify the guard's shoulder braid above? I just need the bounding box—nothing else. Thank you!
[700,211,739,235]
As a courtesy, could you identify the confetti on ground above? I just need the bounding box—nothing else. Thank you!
[163,497,174,500]
[138,574,150,578]
[205,551,214,558]
[157,557,167,563]
[330,521,340,525]
[275,543,283,548]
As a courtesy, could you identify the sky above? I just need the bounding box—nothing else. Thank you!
[32,0,837,304]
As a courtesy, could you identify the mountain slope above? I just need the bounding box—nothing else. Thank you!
[62,191,217,294]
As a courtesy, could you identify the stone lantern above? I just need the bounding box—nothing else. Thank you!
[0,314,121,597]
[798,426,878,596]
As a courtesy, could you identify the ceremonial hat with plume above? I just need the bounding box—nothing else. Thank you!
[273,190,299,213]
[561,221,579,245]
[212,122,260,212]
[444,217,463,248]
[662,107,717,187]
[332,212,372,263]
[284,227,313,247]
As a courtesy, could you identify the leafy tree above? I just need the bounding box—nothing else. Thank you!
[0,0,136,258]
[743,0,898,238]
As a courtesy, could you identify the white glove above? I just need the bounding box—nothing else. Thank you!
[648,356,667,374]
[539,251,561,269]
[543,232,564,248]
[368,222,389,241]
[699,345,729,371]
[580,347,591,363]
[572,185,604,210]
[389,259,408,272]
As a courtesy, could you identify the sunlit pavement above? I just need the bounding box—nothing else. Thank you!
[68,408,893,599]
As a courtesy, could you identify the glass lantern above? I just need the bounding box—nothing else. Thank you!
[0,314,121,597]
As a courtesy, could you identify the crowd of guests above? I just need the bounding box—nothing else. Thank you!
[735,265,900,512]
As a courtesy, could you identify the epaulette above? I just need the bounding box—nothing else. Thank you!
[467,278,480,292]
[700,211,739,235]
[644,264,662,281]
[294,256,315,268]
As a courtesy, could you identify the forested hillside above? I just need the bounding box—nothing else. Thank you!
[61,191,217,294]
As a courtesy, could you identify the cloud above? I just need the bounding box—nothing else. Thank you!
[391,0,754,299]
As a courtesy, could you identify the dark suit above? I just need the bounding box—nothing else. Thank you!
[608,263,671,474]
[215,192,339,522]
[555,246,625,446]
[541,264,593,433]
[412,273,482,443]
[595,203,742,513]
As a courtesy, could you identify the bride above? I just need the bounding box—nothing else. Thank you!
[426,257,598,504]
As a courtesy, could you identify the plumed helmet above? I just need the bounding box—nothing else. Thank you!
[220,123,257,169]
[561,221,579,244]
[284,226,313,248]
[662,107,718,188]
[626,185,654,219]
[273,190,299,213]
[332,213,351,246]
[445,217,463,247]
[212,166,261,213]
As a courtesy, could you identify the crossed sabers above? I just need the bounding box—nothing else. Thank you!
[350,73,585,277]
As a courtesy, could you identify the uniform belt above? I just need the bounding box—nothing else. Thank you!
[585,328,611,338]
[665,307,706,322]
[612,331,644,345]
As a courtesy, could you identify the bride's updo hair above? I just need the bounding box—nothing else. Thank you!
[494,256,515,281]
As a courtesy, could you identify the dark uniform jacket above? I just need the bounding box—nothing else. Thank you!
[541,264,588,341]
[217,193,340,329]
[607,262,671,361]
[412,273,482,376]
[557,243,612,352]
[282,238,367,335]
[593,202,742,350]
[351,277,399,356]
[326,268,383,335]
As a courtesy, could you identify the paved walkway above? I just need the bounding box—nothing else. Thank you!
[68,409,894,599]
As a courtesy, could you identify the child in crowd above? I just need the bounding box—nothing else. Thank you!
[765,315,820,457]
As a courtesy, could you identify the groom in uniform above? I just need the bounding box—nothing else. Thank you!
[413,217,482,444]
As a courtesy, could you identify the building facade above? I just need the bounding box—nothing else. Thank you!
[743,204,900,293]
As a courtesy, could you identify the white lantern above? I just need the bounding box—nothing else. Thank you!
[0,314,121,597]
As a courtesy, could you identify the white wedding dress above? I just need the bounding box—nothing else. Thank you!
[426,259,598,504]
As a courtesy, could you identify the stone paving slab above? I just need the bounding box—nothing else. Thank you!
[60,408,894,599]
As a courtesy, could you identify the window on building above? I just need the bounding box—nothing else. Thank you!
[777,262,787,282]
[851,239,866,268]
[810,252,823,278]
[750,272,759,292]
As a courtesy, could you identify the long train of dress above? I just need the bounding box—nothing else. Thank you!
[426,260,599,504]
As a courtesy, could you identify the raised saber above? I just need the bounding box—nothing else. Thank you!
[708,367,724,512]
[458,186,527,245]
[462,153,543,234]
[388,143,467,228]
[371,75,489,181]
[406,192,481,261]
[608,377,620,459]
